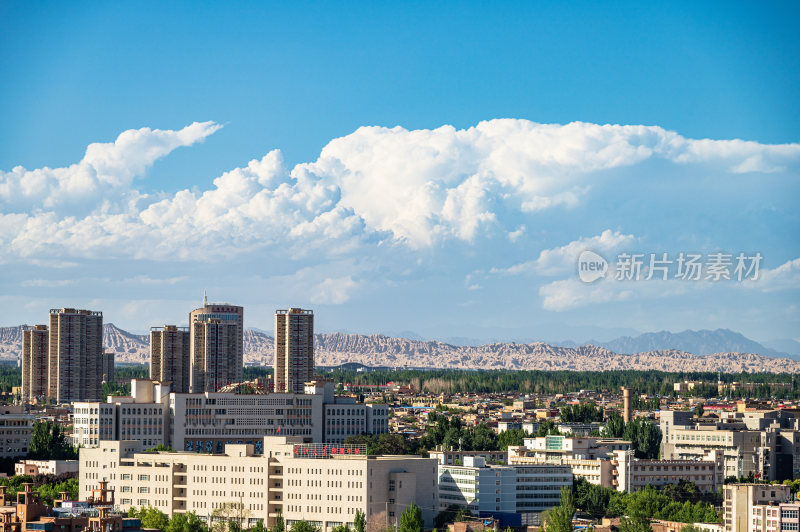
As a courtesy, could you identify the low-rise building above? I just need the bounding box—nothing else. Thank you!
[435,455,572,527]
[723,483,792,532]
[0,406,33,459]
[79,437,437,532]
[612,450,723,493]
[14,460,79,476]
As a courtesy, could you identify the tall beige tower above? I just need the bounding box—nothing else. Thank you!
[188,298,243,393]
[21,325,49,403]
[48,308,104,403]
[150,325,190,393]
[274,308,314,393]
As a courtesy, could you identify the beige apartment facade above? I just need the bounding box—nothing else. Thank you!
[274,309,315,394]
[80,437,437,532]
[723,483,792,532]
[150,326,191,393]
[0,405,33,459]
[21,325,49,403]
[48,308,105,403]
[189,301,244,393]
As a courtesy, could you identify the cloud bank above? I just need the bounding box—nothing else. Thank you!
[2,119,798,264]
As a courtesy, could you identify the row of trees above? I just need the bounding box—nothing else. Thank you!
[544,479,722,531]
[128,504,426,532]
[559,401,604,423]
[321,367,797,398]
[0,474,78,504]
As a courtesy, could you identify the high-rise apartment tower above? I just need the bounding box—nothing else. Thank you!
[21,325,49,403]
[48,308,104,403]
[274,308,314,393]
[150,325,190,393]
[188,297,243,393]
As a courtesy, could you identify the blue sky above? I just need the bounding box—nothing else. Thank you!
[1,2,798,344]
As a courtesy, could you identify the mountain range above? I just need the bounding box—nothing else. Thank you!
[0,323,797,373]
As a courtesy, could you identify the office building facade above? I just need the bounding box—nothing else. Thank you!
[72,380,389,451]
[79,438,437,532]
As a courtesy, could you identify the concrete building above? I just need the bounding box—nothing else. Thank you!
[48,308,104,403]
[612,450,722,493]
[0,405,33,459]
[436,455,571,527]
[274,308,314,393]
[508,446,615,489]
[522,435,632,461]
[72,380,389,452]
[668,427,775,480]
[750,502,799,532]
[72,380,172,449]
[509,441,721,493]
[150,326,190,393]
[79,437,437,532]
[14,459,79,476]
[723,483,792,532]
[659,410,695,458]
[429,450,508,466]
[21,325,49,404]
[189,299,243,393]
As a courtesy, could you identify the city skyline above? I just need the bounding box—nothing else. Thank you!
[1,3,798,345]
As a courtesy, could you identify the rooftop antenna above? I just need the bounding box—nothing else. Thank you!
[203,290,208,307]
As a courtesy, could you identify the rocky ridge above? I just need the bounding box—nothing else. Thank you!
[0,325,797,374]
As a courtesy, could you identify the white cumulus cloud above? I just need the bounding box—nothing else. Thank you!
[0,121,221,212]
[491,229,635,277]
[2,119,798,262]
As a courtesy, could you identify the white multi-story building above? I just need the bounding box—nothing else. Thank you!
[79,437,437,532]
[73,380,170,448]
[435,455,571,527]
[73,380,389,452]
[508,443,722,493]
[0,405,33,459]
[723,483,793,532]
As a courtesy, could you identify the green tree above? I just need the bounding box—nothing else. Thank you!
[544,486,575,532]
[36,478,79,505]
[130,507,170,531]
[354,509,366,532]
[248,521,266,532]
[289,521,318,532]
[434,505,472,529]
[273,511,286,532]
[695,404,704,418]
[536,420,561,437]
[619,517,652,532]
[623,419,662,459]
[166,512,208,532]
[399,503,424,532]
[331,526,352,532]
[601,412,626,438]
[584,485,611,520]
[29,420,78,460]
[498,428,528,450]
[560,401,604,423]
